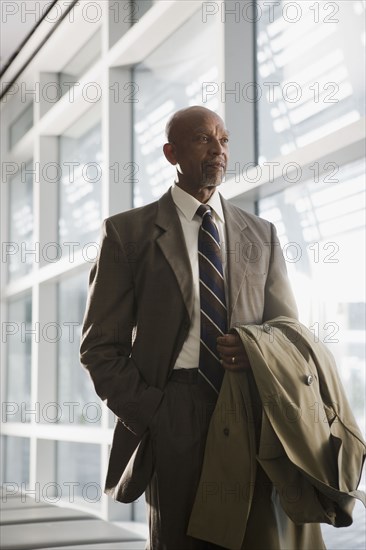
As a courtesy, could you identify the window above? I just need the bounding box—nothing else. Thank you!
[8,161,34,282]
[58,108,102,255]
[1,436,30,487]
[258,157,365,432]
[56,442,101,509]
[131,0,154,23]
[6,294,32,423]
[257,0,365,160]
[57,270,101,425]
[133,7,222,206]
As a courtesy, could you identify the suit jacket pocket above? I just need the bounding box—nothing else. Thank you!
[116,428,154,503]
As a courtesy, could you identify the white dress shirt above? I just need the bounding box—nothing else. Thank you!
[171,184,227,369]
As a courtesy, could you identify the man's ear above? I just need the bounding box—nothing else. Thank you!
[163,142,177,165]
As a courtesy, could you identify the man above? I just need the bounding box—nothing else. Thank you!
[80,106,298,549]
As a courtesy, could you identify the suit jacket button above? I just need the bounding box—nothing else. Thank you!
[263,323,272,334]
[223,427,230,436]
[306,375,314,386]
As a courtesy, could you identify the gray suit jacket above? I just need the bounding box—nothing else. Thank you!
[79,187,298,502]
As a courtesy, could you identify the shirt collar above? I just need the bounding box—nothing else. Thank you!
[171,184,225,223]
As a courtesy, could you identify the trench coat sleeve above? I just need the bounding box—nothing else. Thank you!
[79,218,163,437]
[240,320,366,525]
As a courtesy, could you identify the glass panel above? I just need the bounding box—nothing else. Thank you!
[56,442,101,509]
[0,436,4,486]
[9,103,33,149]
[257,1,365,160]
[258,157,365,432]
[58,107,102,256]
[6,293,32,422]
[8,160,34,282]
[57,270,101,425]
[258,157,366,547]
[131,0,153,24]
[133,7,221,206]
[1,436,30,487]
[58,29,101,97]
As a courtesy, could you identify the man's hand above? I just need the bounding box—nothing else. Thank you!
[216,333,251,371]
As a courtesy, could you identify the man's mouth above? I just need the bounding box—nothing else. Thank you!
[205,162,225,170]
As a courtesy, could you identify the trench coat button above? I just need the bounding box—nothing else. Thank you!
[223,427,230,436]
[306,375,314,386]
[263,323,272,334]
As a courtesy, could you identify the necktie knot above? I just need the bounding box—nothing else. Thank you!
[196,204,212,220]
[197,204,220,249]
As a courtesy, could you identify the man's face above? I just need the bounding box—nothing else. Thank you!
[168,110,229,198]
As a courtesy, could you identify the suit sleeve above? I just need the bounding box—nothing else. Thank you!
[262,223,298,321]
[79,218,163,437]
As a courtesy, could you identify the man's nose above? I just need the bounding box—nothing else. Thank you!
[210,138,225,155]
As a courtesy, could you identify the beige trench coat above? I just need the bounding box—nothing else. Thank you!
[188,317,366,550]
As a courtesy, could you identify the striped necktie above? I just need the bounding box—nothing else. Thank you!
[197,204,227,393]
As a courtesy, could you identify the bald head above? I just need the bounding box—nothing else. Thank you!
[165,106,225,143]
[163,105,229,202]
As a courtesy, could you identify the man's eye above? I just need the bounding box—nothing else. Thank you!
[198,135,209,142]
[221,137,229,144]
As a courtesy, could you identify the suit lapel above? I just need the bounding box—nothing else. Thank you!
[221,197,252,326]
[154,190,253,326]
[155,189,194,320]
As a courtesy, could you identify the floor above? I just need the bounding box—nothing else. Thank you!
[1,491,364,549]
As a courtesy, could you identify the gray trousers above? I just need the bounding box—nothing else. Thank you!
[145,368,224,550]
